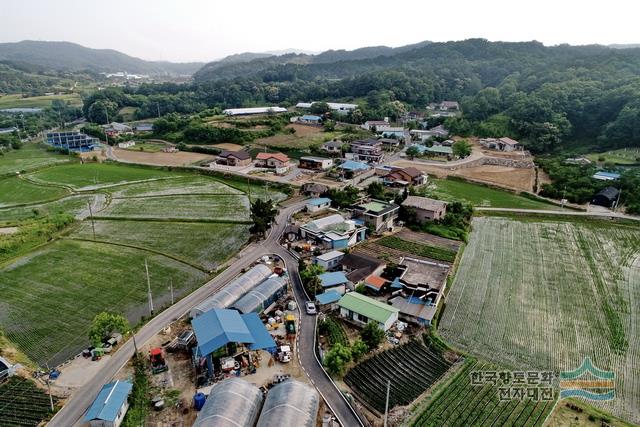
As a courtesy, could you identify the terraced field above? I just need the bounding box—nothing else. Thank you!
[0,176,69,207]
[101,194,250,221]
[0,143,70,176]
[0,161,288,367]
[71,220,250,270]
[439,217,640,423]
[410,359,556,426]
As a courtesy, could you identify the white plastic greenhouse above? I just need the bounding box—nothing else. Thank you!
[231,276,287,314]
[193,378,264,427]
[190,264,272,317]
[256,380,320,427]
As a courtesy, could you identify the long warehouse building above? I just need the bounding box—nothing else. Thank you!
[190,264,272,317]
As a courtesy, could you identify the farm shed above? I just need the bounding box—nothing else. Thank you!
[338,292,399,331]
[592,171,621,181]
[191,264,272,317]
[193,378,263,427]
[0,356,16,381]
[223,107,287,116]
[231,276,287,314]
[193,309,276,375]
[316,290,342,309]
[401,196,447,222]
[83,380,133,427]
[313,250,345,270]
[592,186,620,208]
[299,156,334,171]
[306,197,332,213]
[319,271,349,295]
[390,296,437,326]
[256,380,320,427]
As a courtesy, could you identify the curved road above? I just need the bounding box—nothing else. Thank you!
[49,200,362,427]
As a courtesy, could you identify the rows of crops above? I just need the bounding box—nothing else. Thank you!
[0,377,57,426]
[377,236,457,262]
[410,360,556,427]
[344,340,451,413]
[438,217,640,423]
[319,317,348,347]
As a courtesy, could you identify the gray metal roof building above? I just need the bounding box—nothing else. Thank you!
[231,276,287,314]
[190,264,273,317]
[193,378,264,427]
[256,380,319,427]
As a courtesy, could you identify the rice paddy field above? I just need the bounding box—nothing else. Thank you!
[586,148,640,165]
[438,216,640,423]
[0,93,83,109]
[0,159,287,367]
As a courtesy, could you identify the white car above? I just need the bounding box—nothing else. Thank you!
[305,301,317,315]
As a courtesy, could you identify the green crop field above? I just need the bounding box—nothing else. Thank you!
[0,160,290,368]
[28,163,177,189]
[0,143,71,176]
[586,148,640,165]
[409,359,556,426]
[439,217,640,423]
[0,176,69,207]
[0,239,207,366]
[122,142,165,153]
[110,175,244,197]
[428,178,560,210]
[0,93,83,109]
[72,220,250,270]
[101,194,249,221]
[0,194,96,223]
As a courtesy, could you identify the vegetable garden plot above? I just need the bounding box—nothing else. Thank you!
[410,359,555,427]
[0,239,206,366]
[344,340,452,413]
[439,217,640,424]
[0,377,57,426]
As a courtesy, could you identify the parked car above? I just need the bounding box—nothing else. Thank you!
[305,301,317,315]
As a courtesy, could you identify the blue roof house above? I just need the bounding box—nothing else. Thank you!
[339,160,370,172]
[316,290,342,307]
[300,115,322,124]
[319,271,349,295]
[84,380,133,427]
[306,197,332,213]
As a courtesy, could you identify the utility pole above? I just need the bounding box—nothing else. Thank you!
[132,333,139,353]
[384,379,391,427]
[87,201,96,240]
[169,278,174,305]
[614,189,622,213]
[145,259,154,316]
[44,363,54,411]
[157,102,161,119]
[103,106,110,146]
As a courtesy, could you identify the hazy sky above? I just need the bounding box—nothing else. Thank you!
[2,0,638,62]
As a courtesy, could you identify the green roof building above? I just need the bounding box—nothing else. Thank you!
[338,292,399,331]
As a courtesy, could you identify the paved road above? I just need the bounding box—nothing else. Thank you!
[276,249,364,427]
[475,206,640,221]
[49,200,362,427]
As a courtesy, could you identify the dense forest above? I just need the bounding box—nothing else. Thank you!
[79,39,640,154]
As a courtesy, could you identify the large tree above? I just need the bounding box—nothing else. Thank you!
[89,312,129,346]
[249,198,277,236]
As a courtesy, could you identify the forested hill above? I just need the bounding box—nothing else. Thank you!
[193,41,433,81]
[188,39,640,153]
[0,41,203,75]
